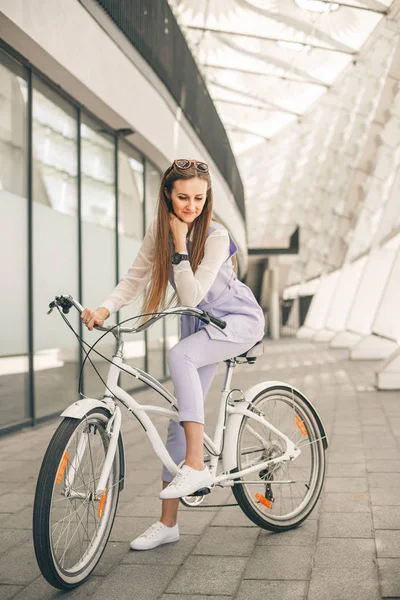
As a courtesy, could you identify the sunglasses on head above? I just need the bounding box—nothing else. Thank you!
[173,159,209,173]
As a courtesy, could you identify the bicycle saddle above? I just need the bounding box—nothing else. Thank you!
[235,339,264,364]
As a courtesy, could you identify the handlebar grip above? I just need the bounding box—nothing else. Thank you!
[208,314,227,329]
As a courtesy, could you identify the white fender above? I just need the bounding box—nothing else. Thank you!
[222,380,328,473]
[60,398,125,491]
[61,398,114,419]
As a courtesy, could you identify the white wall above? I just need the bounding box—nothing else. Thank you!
[346,237,400,336]
[302,270,341,332]
[325,257,367,332]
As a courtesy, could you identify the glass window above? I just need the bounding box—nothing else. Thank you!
[81,116,117,397]
[32,77,80,419]
[118,142,145,390]
[0,52,29,428]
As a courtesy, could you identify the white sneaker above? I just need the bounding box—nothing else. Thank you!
[129,521,179,551]
[159,464,213,500]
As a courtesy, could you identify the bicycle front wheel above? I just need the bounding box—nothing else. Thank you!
[33,408,122,589]
[232,385,326,531]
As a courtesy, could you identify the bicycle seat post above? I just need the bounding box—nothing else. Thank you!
[222,358,237,393]
[210,358,238,465]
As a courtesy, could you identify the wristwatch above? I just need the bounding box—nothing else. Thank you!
[172,252,189,265]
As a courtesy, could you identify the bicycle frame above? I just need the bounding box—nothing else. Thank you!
[62,352,301,500]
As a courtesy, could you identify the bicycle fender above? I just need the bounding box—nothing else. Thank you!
[60,399,126,491]
[60,398,113,419]
[222,380,328,474]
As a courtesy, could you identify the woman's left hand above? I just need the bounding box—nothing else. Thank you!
[169,213,188,246]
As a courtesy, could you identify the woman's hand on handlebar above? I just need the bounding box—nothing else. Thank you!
[81,307,110,331]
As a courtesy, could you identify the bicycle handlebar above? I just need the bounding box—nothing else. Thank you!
[47,294,227,336]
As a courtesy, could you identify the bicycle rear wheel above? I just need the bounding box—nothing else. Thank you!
[232,385,326,531]
[33,408,122,589]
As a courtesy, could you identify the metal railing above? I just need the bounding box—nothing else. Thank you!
[94,0,245,218]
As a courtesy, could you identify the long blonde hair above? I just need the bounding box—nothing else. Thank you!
[142,163,238,319]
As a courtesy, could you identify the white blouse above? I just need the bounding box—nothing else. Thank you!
[100,218,231,315]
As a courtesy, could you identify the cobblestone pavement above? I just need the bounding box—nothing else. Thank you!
[1,337,400,600]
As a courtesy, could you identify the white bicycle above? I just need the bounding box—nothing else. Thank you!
[33,294,328,590]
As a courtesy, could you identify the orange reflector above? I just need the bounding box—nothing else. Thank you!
[295,415,307,436]
[98,490,107,518]
[255,492,272,509]
[56,451,69,484]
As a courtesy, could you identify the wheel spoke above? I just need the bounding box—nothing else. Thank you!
[33,411,120,588]
[234,388,325,529]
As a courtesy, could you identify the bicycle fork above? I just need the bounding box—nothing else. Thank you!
[63,406,122,501]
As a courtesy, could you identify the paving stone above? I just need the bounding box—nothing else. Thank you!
[100,541,130,564]
[166,555,247,595]
[118,483,148,500]
[319,512,373,538]
[324,477,368,493]
[91,561,118,577]
[257,518,317,546]
[376,530,400,558]
[94,564,178,599]
[117,495,164,517]
[312,538,376,571]
[377,558,400,597]
[210,505,258,528]
[236,579,307,600]
[367,460,400,473]
[326,463,367,477]
[192,526,259,555]
[173,509,216,535]
[244,545,313,580]
[370,489,400,506]
[122,469,161,486]
[0,585,24,600]
[137,479,166,496]
[160,596,229,600]
[369,473,400,488]
[109,516,159,543]
[0,530,32,556]
[322,492,370,512]
[0,462,39,483]
[308,566,381,600]
[0,540,40,585]
[12,575,105,599]
[372,506,400,529]
[363,438,398,449]
[0,461,27,475]
[365,449,400,460]
[328,452,366,464]
[0,507,32,530]
[0,494,33,514]
[123,534,198,565]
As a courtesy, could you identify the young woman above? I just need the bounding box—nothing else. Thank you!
[81,158,265,550]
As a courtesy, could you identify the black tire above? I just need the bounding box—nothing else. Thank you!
[33,408,122,589]
[232,386,326,531]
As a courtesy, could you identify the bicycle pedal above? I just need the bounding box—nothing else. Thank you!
[188,487,211,497]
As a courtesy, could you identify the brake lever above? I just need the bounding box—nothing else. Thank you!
[47,300,56,315]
